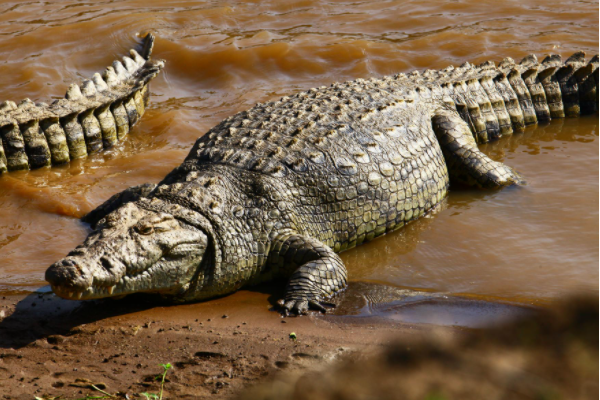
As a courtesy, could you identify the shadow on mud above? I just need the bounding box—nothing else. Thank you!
[0,288,171,349]
[0,282,290,349]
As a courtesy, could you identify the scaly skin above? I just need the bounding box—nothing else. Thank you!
[46,49,598,315]
[0,34,164,174]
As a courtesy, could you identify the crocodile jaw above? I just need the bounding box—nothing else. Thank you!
[48,244,205,300]
[46,203,208,300]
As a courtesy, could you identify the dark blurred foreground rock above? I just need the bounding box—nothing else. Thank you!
[239,297,599,400]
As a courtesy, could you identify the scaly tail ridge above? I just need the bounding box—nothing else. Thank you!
[0,33,164,174]
[394,51,599,145]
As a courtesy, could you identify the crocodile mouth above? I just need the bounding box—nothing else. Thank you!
[48,242,205,301]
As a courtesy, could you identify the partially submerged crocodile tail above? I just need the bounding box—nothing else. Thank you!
[398,51,598,144]
[0,33,165,174]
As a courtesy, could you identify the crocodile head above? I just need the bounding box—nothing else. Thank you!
[45,202,208,300]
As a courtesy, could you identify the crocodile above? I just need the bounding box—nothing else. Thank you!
[45,49,598,315]
[0,34,163,174]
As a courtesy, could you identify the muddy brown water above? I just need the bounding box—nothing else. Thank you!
[0,1,598,316]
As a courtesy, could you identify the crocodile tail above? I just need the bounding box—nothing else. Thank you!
[0,33,165,174]
[425,51,598,144]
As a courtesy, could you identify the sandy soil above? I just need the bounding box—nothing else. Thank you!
[0,283,464,400]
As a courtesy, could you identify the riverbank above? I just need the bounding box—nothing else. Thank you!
[0,281,536,399]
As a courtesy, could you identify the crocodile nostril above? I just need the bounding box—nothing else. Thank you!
[63,259,76,267]
[100,257,113,271]
[68,249,86,257]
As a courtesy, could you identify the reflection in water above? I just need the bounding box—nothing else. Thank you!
[0,0,597,308]
[340,200,447,275]
[328,281,534,328]
[481,118,599,160]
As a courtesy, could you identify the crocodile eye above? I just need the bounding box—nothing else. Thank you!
[137,225,154,235]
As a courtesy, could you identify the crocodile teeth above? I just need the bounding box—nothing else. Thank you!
[76,291,83,300]
[108,286,115,295]
[68,291,75,298]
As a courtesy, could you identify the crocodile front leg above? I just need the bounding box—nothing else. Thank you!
[270,234,348,315]
[82,183,157,228]
[432,109,524,188]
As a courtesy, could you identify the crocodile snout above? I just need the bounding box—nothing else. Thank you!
[46,204,209,301]
[46,257,94,297]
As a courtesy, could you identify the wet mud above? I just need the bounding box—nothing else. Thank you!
[0,286,457,399]
[0,283,538,399]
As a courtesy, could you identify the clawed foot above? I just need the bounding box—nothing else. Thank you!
[276,298,335,316]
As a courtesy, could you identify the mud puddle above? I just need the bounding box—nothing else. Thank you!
[327,281,535,328]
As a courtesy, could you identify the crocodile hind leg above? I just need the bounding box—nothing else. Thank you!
[270,234,348,315]
[431,109,524,188]
[82,183,157,228]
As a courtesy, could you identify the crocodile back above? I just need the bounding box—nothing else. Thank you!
[176,78,450,253]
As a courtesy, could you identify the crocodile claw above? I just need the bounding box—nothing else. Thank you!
[277,298,329,316]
